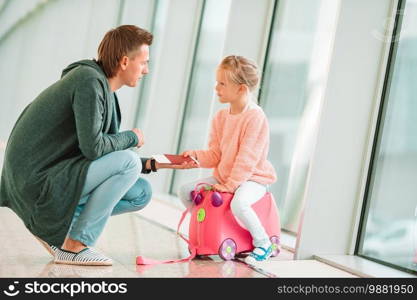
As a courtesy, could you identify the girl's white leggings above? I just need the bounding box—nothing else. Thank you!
[178,176,270,247]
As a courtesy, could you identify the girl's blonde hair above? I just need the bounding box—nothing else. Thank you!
[219,55,260,93]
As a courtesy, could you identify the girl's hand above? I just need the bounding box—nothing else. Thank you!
[168,150,199,169]
[181,150,197,159]
[212,183,234,193]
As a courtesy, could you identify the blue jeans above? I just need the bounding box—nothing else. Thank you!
[68,150,152,246]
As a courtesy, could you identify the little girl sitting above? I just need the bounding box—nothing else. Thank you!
[179,55,277,263]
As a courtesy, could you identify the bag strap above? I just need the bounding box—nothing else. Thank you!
[136,207,196,265]
[193,182,214,194]
[136,182,215,265]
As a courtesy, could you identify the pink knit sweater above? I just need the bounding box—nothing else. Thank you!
[195,103,277,191]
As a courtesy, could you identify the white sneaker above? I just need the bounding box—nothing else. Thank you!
[244,244,273,265]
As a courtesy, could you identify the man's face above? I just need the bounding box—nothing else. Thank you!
[120,44,149,87]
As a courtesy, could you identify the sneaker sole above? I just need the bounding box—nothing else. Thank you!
[54,259,113,266]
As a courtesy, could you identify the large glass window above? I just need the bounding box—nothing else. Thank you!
[0,0,122,169]
[134,0,166,130]
[259,0,339,234]
[358,0,417,275]
[170,0,232,194]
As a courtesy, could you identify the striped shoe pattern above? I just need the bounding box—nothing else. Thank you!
[54,248,113,266]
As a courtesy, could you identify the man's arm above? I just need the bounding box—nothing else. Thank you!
[72,78,138,160]
[140,157,198,174]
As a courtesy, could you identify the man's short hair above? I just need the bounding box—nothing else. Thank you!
[97,25,153,78]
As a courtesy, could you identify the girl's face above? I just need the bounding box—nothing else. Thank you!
[215,68,241,103]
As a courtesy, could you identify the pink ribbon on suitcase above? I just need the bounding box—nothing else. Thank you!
[135,183,213,265]
[136,207,196,265]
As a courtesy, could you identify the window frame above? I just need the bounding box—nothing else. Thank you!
[355,0,417,276]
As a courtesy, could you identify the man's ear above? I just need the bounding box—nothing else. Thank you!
[120,55,129,71]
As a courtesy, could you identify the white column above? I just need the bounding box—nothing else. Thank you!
[295,0,397,259]
[115,0,156,130]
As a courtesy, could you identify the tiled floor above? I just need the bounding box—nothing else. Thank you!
[0,198,357,278]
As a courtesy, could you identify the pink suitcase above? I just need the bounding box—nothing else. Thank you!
[188,183,281,260]
[136,182,281,265]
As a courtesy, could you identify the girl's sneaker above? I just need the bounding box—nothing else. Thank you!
[244,243,273,264]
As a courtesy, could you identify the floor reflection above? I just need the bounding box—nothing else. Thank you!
[134,259,259,278]
[38,262,115,278]
[0,206,290,278]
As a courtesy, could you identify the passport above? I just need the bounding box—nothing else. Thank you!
[151,154,199,165]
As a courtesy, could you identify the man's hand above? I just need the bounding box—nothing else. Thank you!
[156,161,199,170]
[145,159,199,171]
[132,128,144,148]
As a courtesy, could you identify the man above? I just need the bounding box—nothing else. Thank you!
[0,25,195,266]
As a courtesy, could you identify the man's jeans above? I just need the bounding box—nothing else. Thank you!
[68,150,152,246]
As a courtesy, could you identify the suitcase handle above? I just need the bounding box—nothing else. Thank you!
[193,182,214,194]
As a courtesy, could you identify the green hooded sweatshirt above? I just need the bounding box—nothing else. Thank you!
[0,59,148,246]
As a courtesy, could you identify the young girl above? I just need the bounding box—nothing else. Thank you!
[179,55,277,263]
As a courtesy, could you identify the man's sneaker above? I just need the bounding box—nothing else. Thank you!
[54,248,112,266]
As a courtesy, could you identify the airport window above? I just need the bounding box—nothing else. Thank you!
[259,0,338,234]
[134,0,165,129]
[357,0,417,275]
[170,0,232,194]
